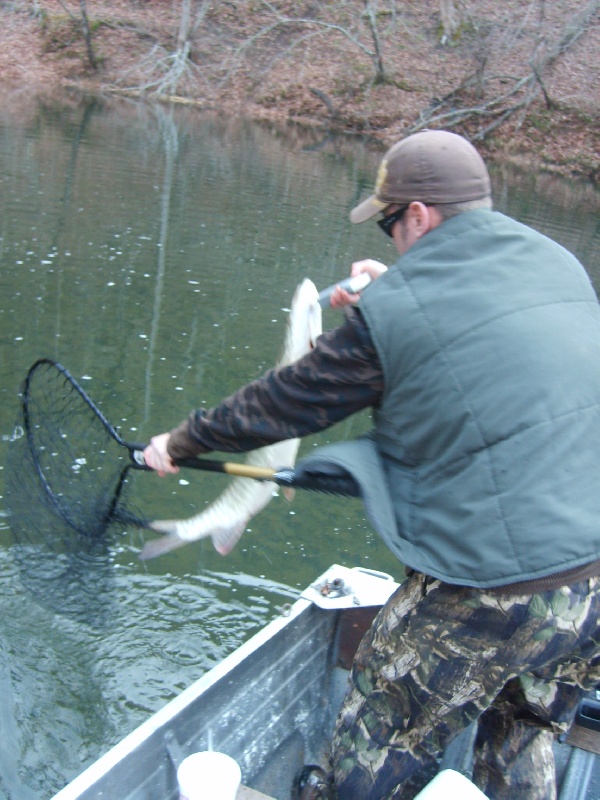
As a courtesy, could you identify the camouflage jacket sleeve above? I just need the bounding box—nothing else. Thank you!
[167,306,384,460]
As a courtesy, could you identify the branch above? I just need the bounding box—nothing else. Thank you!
[54,0,77,20]
[112,44,205,96]
[310,87,340,118]
[253,0,378,62]
[79,0,98,70]
[109,0,213,97]
[255,29,325,80]
[409,0,599,140]
[363,0,386,82]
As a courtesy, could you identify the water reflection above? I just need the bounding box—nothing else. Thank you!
[0,543,296,797]
[10,543,117,630]
[0,97,598,797]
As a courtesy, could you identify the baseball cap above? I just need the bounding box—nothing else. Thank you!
[350,130,491,223]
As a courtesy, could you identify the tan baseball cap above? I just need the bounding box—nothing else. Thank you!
[350,130,491,223]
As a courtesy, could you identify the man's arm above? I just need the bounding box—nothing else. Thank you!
[144,307,383,472]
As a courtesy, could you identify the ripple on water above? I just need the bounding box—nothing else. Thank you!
[0,546,295,797]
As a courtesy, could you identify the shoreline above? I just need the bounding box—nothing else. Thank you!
[1,1,598,183]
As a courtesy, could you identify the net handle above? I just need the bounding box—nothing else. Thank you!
[23,360,360,498]
[129,448,360,497]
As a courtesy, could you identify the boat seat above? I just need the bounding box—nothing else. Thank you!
[564,687,600,755]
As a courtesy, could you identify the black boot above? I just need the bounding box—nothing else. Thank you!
[291,765,336,800]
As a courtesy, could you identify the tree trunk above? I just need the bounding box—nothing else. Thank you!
[439,0,461,44]
[79,0,98,70]
[177,0,193,58]
[364,0,386,83]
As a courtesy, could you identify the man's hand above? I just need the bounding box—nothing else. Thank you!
[143,433,180,476]
[329,260,388,308]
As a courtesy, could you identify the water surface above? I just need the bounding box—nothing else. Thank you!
[0,98,598,798]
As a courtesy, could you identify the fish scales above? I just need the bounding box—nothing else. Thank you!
[139,279,322,560]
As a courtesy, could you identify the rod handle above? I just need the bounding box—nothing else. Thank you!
[317,273,372,308]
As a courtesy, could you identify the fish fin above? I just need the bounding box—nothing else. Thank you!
[148,519,179,535]
[211,520,248,556]
[138,532,187,560]
[282,487,295,503]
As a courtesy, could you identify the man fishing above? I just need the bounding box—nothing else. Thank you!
[144,130,600,800]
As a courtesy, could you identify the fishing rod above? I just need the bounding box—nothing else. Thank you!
[317,273,371,308]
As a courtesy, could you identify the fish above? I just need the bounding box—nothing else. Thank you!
[139,278,322,560]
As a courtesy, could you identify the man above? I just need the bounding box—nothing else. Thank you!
[144,130,600,799]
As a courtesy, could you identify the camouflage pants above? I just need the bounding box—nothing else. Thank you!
[331,572,600,800]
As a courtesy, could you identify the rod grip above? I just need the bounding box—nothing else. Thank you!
[317,273,372,308]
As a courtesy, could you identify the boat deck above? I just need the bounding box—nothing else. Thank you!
[50,567,600,800]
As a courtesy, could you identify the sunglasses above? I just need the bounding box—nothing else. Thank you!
[377,205,409,237]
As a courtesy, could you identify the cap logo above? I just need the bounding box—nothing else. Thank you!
[374,157,388,199]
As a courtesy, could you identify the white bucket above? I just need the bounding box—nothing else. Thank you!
[177,751,242,800]
[414,769,489,799]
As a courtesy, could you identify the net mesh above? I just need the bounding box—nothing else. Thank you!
[6,360,146,550]
[4,361,147,625]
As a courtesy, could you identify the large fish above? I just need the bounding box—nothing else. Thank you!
[139,278,322,560]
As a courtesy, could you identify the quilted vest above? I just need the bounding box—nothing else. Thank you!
[305,210,600,587]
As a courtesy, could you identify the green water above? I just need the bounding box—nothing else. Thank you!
[0,98,598,798]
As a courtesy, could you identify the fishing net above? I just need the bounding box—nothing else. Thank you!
[4,359,360,621]
[4,360,147,625]
[5,359,147,551]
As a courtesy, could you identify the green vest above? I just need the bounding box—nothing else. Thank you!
[299,210,600,587]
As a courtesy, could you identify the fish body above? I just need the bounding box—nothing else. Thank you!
[139,278,322,560]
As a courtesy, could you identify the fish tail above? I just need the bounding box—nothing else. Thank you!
[140,518,248,558]
[138,532,187,560]
[150,517,212,542]
[139,518,195,560]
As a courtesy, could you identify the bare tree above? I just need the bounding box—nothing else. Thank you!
[439,0,461,45]
[116,0,211,96]
[79,0,97,70]
[363,0,387,82]
[94,0,596,148]
[55,0,98,70]
[409,0,599,141]
[222,0,390,87]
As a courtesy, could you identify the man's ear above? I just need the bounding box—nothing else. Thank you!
[407,202,440,239]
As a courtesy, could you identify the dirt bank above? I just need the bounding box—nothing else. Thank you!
[0,1,598,181]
